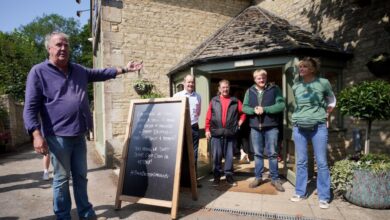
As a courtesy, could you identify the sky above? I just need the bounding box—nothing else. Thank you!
[0,0,90,33]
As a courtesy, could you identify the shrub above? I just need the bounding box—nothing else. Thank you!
[337,80,390,153]
[331,153,390,196]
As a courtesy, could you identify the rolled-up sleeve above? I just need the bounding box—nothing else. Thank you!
[23,68,43,135]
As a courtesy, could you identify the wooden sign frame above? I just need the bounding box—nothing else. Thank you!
[115,97,198,219]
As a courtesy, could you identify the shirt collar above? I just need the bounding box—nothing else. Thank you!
[45,59,72,72]
[184,89,194,96]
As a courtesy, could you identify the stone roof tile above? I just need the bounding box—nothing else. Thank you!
[169,6,349,74]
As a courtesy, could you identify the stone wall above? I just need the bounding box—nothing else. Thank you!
[98,0,251,163]
[256,0,390,154]
[0,95,30,152]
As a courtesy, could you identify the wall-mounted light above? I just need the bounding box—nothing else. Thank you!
[77,9,90,17]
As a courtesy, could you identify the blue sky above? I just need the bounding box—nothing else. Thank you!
[0,0,90,32]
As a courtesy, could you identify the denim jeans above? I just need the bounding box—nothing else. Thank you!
[46,135,95,220]
[211,137,235,177]
[293,123,330,201]
[250,127,280,181]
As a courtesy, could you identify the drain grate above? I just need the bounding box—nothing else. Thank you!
[202,207,325,220]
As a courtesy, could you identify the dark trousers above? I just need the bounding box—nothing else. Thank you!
[211,136,235,177]
[191,124,200,173]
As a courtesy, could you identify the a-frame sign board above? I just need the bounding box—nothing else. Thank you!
[115,97,198,219]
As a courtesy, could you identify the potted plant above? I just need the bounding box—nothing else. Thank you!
[334,80,390,209]
[338,80,390,153]
[331,154,390,209]
[133,79,154,95]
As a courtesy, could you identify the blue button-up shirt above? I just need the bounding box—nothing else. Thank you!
[23,60,117,137]
[173,90,201,125]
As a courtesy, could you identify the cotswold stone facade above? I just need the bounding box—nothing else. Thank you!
[255,0,390,153]
[93,0,389,166]
[93,0,251,165]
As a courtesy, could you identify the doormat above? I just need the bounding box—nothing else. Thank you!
[214,179,277,195]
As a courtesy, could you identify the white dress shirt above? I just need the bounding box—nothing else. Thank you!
[173,90,201,125]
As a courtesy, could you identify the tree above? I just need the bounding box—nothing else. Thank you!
[338,80,390,153]
[0,14,94,101]
[18,14,81,61]
[75,20,93,68]
[75,21,94,104]
[0,32,40,100]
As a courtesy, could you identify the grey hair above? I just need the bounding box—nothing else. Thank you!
[44,32,69,51]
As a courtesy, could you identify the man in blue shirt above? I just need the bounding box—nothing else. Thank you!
[23,32,142,219]
[173,75,202,187]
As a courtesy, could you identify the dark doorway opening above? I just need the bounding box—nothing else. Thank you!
[209,67,283,99]
[207,67,284,176]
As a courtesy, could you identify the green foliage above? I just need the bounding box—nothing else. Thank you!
[140,92,164,99]
[331,154,390,196]
[338,80,390,121]
[0,14,93,102]
[357,154,390,173]
[75,21,93,68]
[133,79,163,98]
[76,22,93,103]
[17,14,81,61]
[0,32,40,100]
[331,159,357,196]
[133,79,154,91]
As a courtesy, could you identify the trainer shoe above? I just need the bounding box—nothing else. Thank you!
[226,175,237,187]
[43,171,50,181]
[239,150,250,164]
[319,200,330,209]
[248,178,263,188]
[271,180,285,192]
[290,194,306,202]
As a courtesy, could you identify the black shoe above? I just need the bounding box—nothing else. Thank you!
[212,176,220,186]
[226,175,237,186]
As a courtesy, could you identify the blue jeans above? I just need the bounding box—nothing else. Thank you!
[46,135,95,220]
[250,127,280,181]
[211,137,235,177]
[293,124,330,201]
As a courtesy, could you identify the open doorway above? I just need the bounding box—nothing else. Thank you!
[207,67,285,178]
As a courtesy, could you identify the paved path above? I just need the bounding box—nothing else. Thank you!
[0,142,389,219]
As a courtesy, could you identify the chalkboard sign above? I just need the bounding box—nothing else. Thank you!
[115,98,197,219]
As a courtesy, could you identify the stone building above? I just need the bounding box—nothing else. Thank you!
[91,0,390,178]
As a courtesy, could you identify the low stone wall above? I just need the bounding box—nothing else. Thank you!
[0,95,30,152]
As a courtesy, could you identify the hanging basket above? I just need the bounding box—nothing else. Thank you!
[133,80,154,95]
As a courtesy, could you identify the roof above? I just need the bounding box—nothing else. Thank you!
[168,6,351,75]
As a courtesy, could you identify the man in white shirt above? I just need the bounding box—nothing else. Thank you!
[173,74,202,187]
